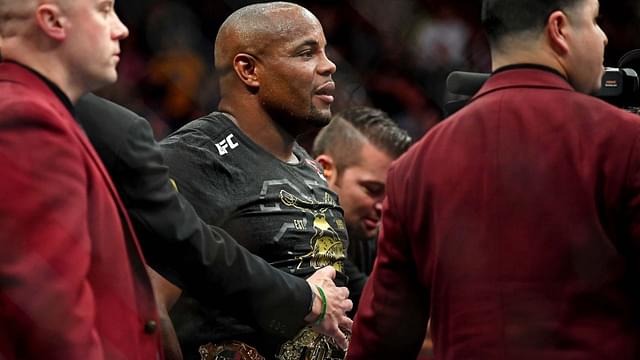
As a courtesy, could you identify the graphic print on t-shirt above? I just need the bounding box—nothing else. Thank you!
[279,189,345,273]
[160,113,353,358]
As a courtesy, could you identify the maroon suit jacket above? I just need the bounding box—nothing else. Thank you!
[348,67,640,359]
[0,62,162,359]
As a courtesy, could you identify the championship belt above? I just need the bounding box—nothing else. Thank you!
[277,327,347,360]
[199,341,265,360]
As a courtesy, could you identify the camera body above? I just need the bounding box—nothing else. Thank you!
[597,67,640,112]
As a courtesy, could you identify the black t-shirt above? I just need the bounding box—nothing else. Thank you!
[160,112,351,358]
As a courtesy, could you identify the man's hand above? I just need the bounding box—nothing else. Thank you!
[304,266,353,350]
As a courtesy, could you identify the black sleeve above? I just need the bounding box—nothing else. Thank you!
[75,94,312,338]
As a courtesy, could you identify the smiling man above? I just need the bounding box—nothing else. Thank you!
[0,0,163,359]
[159,2,355,359]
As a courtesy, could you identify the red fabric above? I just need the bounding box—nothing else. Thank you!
[0,63,162,359]
[347,68,640,359]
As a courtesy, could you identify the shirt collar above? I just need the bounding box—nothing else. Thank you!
[493,63,568,82]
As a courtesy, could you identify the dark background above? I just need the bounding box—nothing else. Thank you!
[104,0,640,142]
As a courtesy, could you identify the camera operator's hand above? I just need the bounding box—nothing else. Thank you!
[304,266,353,350]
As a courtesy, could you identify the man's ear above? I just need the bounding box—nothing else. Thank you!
[546,10,571,55]
[232,53,260,89]
[315,154,338,186]
[35,4,67,41]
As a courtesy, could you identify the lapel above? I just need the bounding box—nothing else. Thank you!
[1,63,151,278]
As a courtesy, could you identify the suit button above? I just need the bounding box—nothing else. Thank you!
[144,320,157,334]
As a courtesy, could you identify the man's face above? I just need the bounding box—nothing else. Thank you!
[328,142,394,244]
[256,8,337,132]
[62,0,129,91]
[565,0,607,94]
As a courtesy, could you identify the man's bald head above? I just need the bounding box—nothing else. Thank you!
[2,0,129,101]
[0,0,37,37]
[214,2,321,74]
[214,1,336,130]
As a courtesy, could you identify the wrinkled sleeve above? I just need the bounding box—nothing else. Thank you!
[0,109,102,359]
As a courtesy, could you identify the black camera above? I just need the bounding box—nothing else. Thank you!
[597,48,640,113]
[445,49,640,116]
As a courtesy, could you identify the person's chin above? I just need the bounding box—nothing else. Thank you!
[101,66,119,80]
[587,80,603,96]
[359,226,378,241]
[87,73,117,92]
[364,230,378,241]
[108,72,119,84]
[309,109,332,127]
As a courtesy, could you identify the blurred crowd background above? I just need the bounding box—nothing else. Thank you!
[104,0,640,143]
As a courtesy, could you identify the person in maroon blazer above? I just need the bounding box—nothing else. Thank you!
[348,0,640,359]
[0,1,163,359]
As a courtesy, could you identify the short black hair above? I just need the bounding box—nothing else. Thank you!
[481,0,581,46]
[312,107,412,172]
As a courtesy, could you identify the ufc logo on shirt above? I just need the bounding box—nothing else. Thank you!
[216,134,239,155]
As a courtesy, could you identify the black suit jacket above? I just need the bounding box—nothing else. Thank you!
[75,93,311,339]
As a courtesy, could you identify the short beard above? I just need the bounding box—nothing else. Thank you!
[268,104,331,137]
[308,105,331,128]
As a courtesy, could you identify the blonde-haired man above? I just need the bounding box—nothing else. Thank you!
[0,1,162,358]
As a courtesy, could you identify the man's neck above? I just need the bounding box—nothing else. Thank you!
[491,41,567,79]
[5,60,76,115]
[219,101,297,163]
[3,44,81,102]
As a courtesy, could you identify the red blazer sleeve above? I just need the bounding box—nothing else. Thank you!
[0,107,103,359]
[347,163,430,359]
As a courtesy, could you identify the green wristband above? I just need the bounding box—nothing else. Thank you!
[314,285,327,326]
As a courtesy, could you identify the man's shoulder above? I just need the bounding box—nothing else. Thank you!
[169,112,233,139]
[394,89,640,171]
[559,91,640,134]
[161,112,252,161]
[458,84,640,130]
[161,112,243,176]
[0,84,71,127]
[77,93,146,134]
[1,64,69,117]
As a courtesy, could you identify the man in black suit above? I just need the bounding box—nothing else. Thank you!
[75,93,352,359]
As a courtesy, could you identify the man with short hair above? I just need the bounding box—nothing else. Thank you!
[0,0,163,358]
[348,0,640,358]
[312,107,412,277]
[160,2,355,359]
